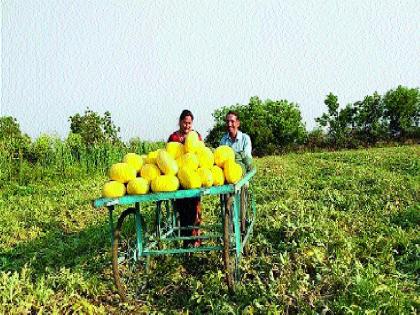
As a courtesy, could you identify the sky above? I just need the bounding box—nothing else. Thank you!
[1,0,419,141]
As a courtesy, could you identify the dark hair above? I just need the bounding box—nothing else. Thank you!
[179,109,194,121]
[226,110,240,121]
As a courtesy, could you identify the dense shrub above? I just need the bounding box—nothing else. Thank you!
[206,96,307,155]
[69,108,122,146]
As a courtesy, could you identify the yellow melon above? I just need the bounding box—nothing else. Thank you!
[176,153,199,170]
[211,165,225,186]
[184,131,200,153]
[109,162,137,183]
[156,150,178,175]
[123,153,143,172]
[145,150,160,165]
[197,167,213,187]
[177,167,202,189]
[151,175,180,192]
[127,177,149,195]
[140,163,161,181]
[197,147,214,169]
[224,160,243,184]
[214,145,235,168]
[102,181,126,198]
[166,142,184,159]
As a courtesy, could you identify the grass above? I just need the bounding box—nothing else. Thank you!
[0,145,419,313]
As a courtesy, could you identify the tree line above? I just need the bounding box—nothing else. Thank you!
[0,85,419,179]
[206,85,419,155]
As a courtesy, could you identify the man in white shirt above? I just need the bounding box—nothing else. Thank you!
[220,111,253,170]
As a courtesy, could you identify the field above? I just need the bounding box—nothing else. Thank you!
[1,145,419,314]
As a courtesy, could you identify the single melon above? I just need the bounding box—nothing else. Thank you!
[140,163,161,181]
[224,160,243,184]
[197,167,213,187]
[102,181,126,198]
[211,165,225,186]
[123,153,143,172]
[151,175,180,192]
[166,142,184,159]
[157,150,179,175]
[127,177,149,195]
[109,162,137,183]
[214,145,235,168]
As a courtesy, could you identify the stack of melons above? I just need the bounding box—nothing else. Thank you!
[101,131,244,198]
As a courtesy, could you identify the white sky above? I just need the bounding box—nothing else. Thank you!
[1,0,419,141]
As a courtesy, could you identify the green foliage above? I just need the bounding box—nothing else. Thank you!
[316,86,420,148]
[28,134,61,164]
[69,108,121,146]
[383,85,420,139]
[306,128,327,150]
[127,137,165,155]
[0,145,418,313]
[353,92,386,144]
[0,116,22,141]
[315,93,354,147]
[0,116,31,154]
[0,116,32,182]
[206,96,307,155]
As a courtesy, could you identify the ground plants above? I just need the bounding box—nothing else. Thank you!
[0,145,418,313]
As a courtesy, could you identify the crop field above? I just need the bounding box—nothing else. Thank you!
[0,145,419,314]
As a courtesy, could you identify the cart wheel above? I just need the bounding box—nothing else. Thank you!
[223,196,237,293]
[112,207,148,301]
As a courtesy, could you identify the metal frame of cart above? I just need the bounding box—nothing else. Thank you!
[93,168,256,300]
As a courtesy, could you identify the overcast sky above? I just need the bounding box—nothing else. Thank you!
[2,0,419,141]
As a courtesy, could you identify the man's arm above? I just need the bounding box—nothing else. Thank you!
[243,134,252,159]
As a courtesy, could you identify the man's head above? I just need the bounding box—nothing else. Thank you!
[225,111,240,138]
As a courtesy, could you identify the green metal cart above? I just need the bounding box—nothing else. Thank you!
[93,168,256,301]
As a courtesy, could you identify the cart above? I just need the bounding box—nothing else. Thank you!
[93,168,256,301]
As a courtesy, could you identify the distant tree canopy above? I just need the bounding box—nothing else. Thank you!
[2,85,418,162]
[315,86,420,148]
[383,85,420,139]
[0,116,31,154]
[68,108,121,146]
[206,96,307,155]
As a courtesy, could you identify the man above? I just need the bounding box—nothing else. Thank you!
[220,111,253,171]
[220,111,253,240]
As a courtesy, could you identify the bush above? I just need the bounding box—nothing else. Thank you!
[69,108,121,146]
[206,96,307,156]
[306,128,327,150]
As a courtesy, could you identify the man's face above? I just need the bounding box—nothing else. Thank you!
[180,115,193,134]
[226,114,240,137]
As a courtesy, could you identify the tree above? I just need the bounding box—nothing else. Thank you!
[352,92,385,144]
[0,116,31,155]
[68,108,121,146]
[382,86,420,139]
[206,96,307,155]
[316,93,353,147]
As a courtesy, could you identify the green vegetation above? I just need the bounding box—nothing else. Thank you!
[206,85,419,155]
[316,86,420,148]
[69,108,121,146]
[206,96,307,155]
[1,145,418,313]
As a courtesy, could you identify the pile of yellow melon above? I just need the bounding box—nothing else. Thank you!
[102,131,243,198]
